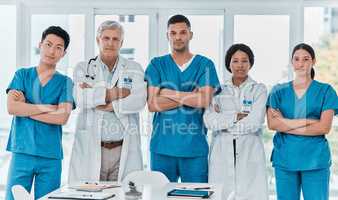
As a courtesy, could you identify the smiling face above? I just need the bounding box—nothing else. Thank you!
[167,22,192,53]
[292,49,316,78]
[229,50,251,79]
[97,28,123,59]
[39,34,66,66]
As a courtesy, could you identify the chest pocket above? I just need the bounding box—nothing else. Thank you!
[216,86,238,112]
[117,74,133,89]
[241,85,255,113]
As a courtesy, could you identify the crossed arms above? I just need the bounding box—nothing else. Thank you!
[7,90,72,125]
[77,82,130,112]
[267,107,335,136]
[147,86,214,112]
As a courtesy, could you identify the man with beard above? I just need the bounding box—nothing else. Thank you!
[145,14,220,182]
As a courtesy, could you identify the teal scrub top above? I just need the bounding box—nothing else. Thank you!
[145,54,220,157]
[267,80,338,170]
[6,67,75,160]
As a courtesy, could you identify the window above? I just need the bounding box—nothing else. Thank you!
[305,7,338,197]
[0,5,16,198]
[31,15,85,75]
[163,14,225,82]
[234,14,291,198]
[234,15,290,88]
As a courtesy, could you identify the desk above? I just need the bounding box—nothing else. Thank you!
[40,182,222,200]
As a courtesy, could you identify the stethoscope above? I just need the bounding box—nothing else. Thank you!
[85,56,98,80]
[85,56,120,81]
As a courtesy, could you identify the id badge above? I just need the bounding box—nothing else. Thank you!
[241,99,252,113]
[122,76,133,89]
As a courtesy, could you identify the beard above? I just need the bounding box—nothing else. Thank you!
[173,45,187,53]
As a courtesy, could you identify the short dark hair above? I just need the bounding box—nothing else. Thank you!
[291,43,316,79]
[225,43,254,73]
[167,14,191,29]
[41,26,70,50]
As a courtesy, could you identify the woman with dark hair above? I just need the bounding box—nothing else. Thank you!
[204,43,269,200]
[267,43,338,200]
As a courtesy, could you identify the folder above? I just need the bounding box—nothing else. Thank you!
[167,189,214,199]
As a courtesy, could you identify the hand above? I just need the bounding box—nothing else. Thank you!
[271,109,283,118]
[237,112,248,121]
[96,103,113,112]
[79,82,92,89]
[118,88,131,98]
[213,104,220,113]
[160,88,175,96]
[10,90,25,102]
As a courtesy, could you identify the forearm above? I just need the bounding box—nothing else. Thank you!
[30,113,70,125]
[29,103,72,125]
[8,101,53,117]
[203,111,236,131]
[287,118,333,136]
[148,96,180,112]
[106,88,130,103]
[163,91,211,108]
[269,118,316,132]
[75,86,106,108]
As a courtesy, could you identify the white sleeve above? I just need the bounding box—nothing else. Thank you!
[112,63,147,114]
[203,95,237,131]
[73,62,107,109]
[227,84,268,135]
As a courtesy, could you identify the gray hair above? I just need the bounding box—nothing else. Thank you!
[96,20,124,39]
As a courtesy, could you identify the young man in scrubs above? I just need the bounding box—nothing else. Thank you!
[5,26,75,200]
[267,43,338,200]
[145,14,220,182]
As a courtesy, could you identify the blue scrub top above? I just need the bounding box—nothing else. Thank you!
[145,54,220,157]
[6,67,75,160]
[267,80,338,171]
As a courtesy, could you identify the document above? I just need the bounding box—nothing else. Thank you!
[48,190,115,200]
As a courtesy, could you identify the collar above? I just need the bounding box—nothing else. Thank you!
[97,55,125,72]
[224,76,256,89]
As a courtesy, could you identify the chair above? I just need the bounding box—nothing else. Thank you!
[11,185,33,200]
[122,170,169,190]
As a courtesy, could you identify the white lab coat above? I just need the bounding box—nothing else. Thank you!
[68,56,146,184]
[203,77,269,200]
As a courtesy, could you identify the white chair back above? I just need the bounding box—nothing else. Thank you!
[11,185,33,200]
[122,170,169,190]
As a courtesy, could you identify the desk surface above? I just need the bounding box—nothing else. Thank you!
[40,182,222,200]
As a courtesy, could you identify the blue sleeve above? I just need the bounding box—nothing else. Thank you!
[145,59,161,87]
[6,68,25,94]
[197,59,220,89]
[322,85,338,115]
[266,85,280,109]
[58,77,76,109]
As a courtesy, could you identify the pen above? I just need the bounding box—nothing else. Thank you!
[193,187,211,190]
[179,186,211,190]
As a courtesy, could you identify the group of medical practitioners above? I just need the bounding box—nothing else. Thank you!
[4,13,338,200]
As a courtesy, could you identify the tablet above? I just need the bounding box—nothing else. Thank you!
[167,189,214,199]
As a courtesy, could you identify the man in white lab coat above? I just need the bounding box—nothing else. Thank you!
[68,20,146,183]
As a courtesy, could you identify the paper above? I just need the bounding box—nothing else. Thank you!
[48,190,115,200]
[69,182,121,192]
